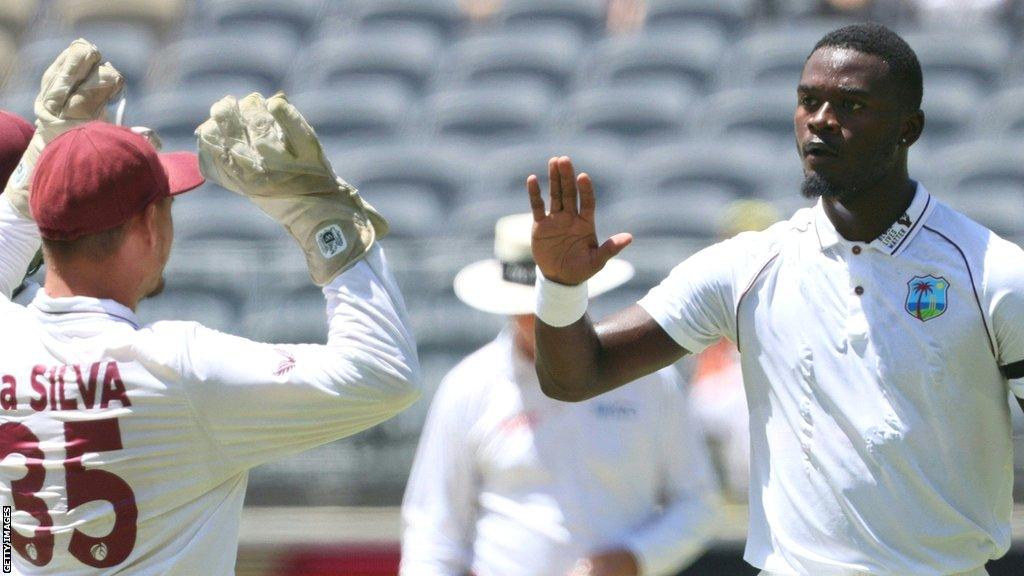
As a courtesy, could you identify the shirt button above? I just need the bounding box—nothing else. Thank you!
[852,246,862,255]
[854,286,864,296]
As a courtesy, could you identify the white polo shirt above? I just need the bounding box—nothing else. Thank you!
[639,184,1024,576]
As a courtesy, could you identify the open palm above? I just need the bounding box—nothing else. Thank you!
[527,156,632,286]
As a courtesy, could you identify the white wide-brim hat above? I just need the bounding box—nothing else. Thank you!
[454,213,634,316]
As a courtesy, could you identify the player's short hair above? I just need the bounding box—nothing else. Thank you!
[810,23,923,111]
[42,224,128,261]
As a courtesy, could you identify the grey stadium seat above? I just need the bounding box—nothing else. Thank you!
[135,86,240,151]
[291,27,442,94]
[354,0,465,38]
[135,286,241,334]
[915,83,977,150]
[332,143,466,208]
[971,85,1024,138]
[287,82,416,146]
[496,0,607,38]
[628,139,781,199]
[693,85,797,150]
[928,140,1024,237]
[202,0,322,40]
[902,28,1012,95]
[241,290,328,344]
[719,22,847,88]
[172,184,286,244]
[644,0,758,36]
[419,83,554,147]
[8,34,153,92]
[579,27,726,95]
[557,85,693,144]
[439,29,583,92]
[603,190,738,240]
[152,31,298,95]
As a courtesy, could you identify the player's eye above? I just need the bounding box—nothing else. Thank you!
[843,100,865,111]
[799,96,819,108]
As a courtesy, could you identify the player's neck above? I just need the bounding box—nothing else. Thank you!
[43,262,141,311]
[822,172,917,243]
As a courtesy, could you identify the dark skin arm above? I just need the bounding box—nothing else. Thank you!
[527,156,689,402]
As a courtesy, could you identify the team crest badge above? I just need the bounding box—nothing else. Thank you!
[905,275,949,322]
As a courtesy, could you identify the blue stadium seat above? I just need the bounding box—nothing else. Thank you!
[496,0,607,38]
[290,27,442,94]
[354,0,465,39]
[579,27,726,95]
[628,139,780,199]
[645,0,757,36]
[557,85,693,144]
[439,29,583,92]
[153,31,298,95]
[420,83,553,148]
[692,85,796,149]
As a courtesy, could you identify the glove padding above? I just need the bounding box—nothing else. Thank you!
[4,38,124,218]
[195,92,388,286]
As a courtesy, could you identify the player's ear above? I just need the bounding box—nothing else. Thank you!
[899,109,924,148]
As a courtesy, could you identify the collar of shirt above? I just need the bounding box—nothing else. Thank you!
[813,182,934,257]
[29,289,141,329]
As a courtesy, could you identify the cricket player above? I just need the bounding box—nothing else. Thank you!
[525,23,1024,576]
[0,40,420,574]
[401,213,718,576]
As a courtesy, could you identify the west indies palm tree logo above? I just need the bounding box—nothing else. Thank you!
[905,275,949,322]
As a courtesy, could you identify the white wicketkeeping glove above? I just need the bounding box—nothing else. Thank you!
[195,92,389,286]
[4,38,124,218]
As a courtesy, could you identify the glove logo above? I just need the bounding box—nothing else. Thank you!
[11,161,27,188]
[316,224,347,259]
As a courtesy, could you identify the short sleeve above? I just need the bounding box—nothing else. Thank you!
[638,234,763,355]
[987,239,1024,381]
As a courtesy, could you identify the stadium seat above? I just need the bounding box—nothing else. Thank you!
[439,29,583,92]
[202,0,323,40]
[915,84,976,149]
[136,86,241,151]
[720,22,848,88]
[579,27,726,95]
[68,23,159,85]
[331,143,466,208]
[172,184,287,243]
[287,82,416,145]
[136,285,241,333]
[419,83,553,147]
[56,0,187,36]
[628,139,780,199]
[557,85,693,144]
[242,290,328,344]
[152,31,298,96]
[928,139,1024,236]
[693,85,797,149]
[644,0,758,36]
[971,85,1024,138]
[0,31,16,88]
[603,189,737,240]
[0,0,39,38]
[354,0,465,39]
[291,27,442,94]
[901,28,1011,94]
[496,0,607,38]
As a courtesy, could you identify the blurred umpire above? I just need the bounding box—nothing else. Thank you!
[401,214,719,576]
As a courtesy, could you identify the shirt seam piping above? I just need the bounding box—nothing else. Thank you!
[921,225,996,359]
[735,251,780,353]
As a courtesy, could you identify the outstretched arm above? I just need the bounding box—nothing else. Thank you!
[527,157,688,402]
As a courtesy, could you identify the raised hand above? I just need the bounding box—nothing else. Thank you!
[527,156,632,286]
[5,38,124,218]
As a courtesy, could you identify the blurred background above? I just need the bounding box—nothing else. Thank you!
[3,0,1024,574]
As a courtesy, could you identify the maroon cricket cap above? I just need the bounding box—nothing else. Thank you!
[31,121,204,240]
[0,110,34,189]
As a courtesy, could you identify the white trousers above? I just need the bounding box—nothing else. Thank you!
[757,565,987,569]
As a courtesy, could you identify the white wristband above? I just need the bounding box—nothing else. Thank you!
[535,270,588,327]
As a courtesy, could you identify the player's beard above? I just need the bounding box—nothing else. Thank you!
[801,132,902,203]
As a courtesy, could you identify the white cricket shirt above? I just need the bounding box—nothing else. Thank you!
[0,194,421,575]
[639,184,1024,576]
[400,330,718,576]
